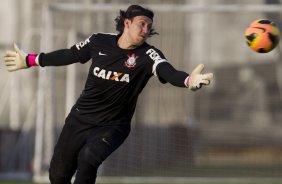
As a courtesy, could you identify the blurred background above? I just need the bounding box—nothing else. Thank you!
[1,0,282,183]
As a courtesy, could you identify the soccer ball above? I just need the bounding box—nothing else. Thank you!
[245,19,280,53]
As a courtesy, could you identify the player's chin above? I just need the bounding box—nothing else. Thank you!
[136,37,146,45]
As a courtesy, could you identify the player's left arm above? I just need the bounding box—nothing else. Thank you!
[148,47,213,91]
[156,62,214,91]
[156,62,188,87]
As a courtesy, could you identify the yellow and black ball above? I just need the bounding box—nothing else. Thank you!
[245,19,280,53]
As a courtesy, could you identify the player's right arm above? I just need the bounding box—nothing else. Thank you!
[4,35,94,72]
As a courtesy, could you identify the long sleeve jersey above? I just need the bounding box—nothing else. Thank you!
[38,33,189,125]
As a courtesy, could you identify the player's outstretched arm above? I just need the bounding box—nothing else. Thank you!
[156,62,213,91]
[4,43,38,72]
[3,43,88,72]
[186,64,214,91]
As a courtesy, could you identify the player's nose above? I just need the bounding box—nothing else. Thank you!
[143,26,150,36]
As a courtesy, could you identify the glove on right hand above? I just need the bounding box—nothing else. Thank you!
[4,43,28,72]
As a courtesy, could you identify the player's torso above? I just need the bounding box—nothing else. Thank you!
[72,33,168,124]
[85,33,153,94]
[73,33,154,124]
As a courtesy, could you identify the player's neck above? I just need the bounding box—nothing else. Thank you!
[117,34,138,50]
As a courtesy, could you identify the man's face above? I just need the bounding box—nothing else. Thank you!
[125,16,153,46]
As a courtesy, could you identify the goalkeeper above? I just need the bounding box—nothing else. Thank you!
[4,4,213,184]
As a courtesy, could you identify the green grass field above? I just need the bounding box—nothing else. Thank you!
[1,177,282,184]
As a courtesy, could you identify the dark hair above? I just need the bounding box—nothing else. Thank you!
[115,5,158,36]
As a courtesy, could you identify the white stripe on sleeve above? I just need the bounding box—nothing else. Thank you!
[152,59,168,76]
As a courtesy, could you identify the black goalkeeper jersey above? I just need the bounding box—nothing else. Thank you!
[38,32,188,125]
[69,33,169,125]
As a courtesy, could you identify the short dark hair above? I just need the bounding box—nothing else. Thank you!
[115,5,158,36]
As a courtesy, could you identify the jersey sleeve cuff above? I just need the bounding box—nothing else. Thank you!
[184,76,190,88]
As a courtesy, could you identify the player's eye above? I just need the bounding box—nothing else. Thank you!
[139,21,146,27]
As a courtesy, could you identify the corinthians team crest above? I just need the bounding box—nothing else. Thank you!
[125,53,138,68]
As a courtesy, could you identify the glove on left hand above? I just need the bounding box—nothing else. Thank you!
[187,64,214,91]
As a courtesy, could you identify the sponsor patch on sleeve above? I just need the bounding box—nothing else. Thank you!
[75,36,91,50]
[146,48,168,75]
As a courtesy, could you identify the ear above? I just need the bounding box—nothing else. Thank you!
[124,18,131,29]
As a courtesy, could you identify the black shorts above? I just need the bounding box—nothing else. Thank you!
[49,113,131,184]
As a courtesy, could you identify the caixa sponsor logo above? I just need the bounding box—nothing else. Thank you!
[76,37,90,50]
[93,67,130,83]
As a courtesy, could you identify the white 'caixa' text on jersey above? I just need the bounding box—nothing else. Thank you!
[93,67,130,83]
